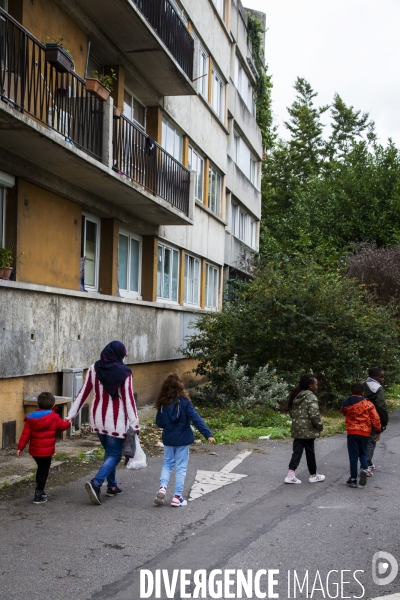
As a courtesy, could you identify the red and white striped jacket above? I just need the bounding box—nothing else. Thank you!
[67,365,139,438]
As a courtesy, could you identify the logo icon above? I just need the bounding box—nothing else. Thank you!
[372,551,398,586]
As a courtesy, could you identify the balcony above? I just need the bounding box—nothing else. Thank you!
[0,8,193,225]
[73,0,196,97]
[113,115,190,215]
[0,8,103,160]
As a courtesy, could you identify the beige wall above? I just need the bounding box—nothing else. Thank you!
[9,0,88,78]
[16,180,81,289]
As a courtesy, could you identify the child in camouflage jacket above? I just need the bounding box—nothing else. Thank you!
[285,374,324,485]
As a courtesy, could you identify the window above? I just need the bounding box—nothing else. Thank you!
[234,55,255,115]
[208,166,221,216]
[157,243,179,302]
[250,156,256,185]
[188,145,204,201]
[118,232,142,298]
[211,68,224,120]
[233,133,239,163]
[212,0,224,17]
[249,219,256,249]
[162,117,183,162]
[123,89,145,128]
[184,254,200,305]
[239,210,246,242]
[81,215,100,291]
[0,187,5,248]
[231,202,238,236]
[206,263,219,309]
[197,46,208,98]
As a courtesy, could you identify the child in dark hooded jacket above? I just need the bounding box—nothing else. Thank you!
[17,392,71,504]
[154,373,215,507]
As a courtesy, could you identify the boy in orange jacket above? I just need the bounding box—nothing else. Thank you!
[17,392,71,504]
[341,383,382,488]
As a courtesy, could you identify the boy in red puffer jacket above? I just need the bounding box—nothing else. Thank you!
[17,392,71,504]
[341,383,382,489]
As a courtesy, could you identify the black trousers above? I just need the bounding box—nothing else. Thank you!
[288,438,317,474]
[33,456,52,491]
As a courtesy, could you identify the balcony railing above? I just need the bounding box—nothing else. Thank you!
[113,114,190,216]
[0,8,103,160]
[132,0,194,81]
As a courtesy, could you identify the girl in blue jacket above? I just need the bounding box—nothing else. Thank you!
[154,373,215,507]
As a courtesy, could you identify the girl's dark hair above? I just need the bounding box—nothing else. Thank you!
[155,373,190,409]
[288,374,317,409]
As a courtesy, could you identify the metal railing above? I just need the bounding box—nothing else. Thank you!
[132,0,194,81]
[113,114,190,216]
[0,8,103,160]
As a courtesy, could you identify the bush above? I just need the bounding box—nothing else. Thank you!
[346,242,400,306]
[195,355,288,410]
[184,261,400,405]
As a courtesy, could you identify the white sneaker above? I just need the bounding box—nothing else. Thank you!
[154,486,167,506]
[171,496,187,507]
[309,474,325,483]
[284,475,302,484]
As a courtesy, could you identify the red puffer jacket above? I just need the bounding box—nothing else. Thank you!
[18,409,71,457]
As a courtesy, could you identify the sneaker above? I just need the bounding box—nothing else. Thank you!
[346,477,358,488]
[154,486,167,506]
[309,474,325,483]
[106,486,122,497]
[85,480,102,505]
[368,463,375,470]
[366,468,373,477]
[33,493,47,504]
[36,489,47,499]
[171,495,187,507]
[284,475,302,484]
[359,469,368,487]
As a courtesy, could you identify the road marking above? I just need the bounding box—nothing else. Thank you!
[189,450,252,501]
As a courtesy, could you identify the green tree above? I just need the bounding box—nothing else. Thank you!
[284,77,329,181]
[325,93,375,160]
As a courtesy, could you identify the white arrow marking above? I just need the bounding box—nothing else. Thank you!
[189,450,252,501]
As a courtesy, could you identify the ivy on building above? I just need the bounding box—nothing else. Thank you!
[246,12,275,151]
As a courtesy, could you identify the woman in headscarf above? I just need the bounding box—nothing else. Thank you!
[67,341,139,505]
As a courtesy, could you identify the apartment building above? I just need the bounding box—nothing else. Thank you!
[0,0,263,447]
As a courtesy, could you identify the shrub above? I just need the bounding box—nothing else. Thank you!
[196,355,288,410]
[346,242,400,306]
[184,261,400,405]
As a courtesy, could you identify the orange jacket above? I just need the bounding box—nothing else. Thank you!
[341,395,382,437]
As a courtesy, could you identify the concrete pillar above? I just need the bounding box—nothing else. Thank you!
[102,96,114,169]
[188,170,196,221]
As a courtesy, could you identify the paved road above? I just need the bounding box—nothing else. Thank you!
[1,412,400,600]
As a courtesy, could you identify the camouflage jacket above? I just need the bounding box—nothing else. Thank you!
[290,390,323,439]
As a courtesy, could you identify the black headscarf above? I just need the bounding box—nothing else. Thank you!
[94,341,132,399]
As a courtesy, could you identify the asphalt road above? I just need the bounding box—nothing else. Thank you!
[1,412,400,600]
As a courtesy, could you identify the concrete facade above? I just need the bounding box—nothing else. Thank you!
[0,0,264,447]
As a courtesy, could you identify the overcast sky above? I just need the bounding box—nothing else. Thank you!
[244,0,400,146]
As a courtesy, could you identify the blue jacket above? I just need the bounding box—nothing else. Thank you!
[156,396,212,446]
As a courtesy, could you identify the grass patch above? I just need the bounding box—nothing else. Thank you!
[53,452,69,460]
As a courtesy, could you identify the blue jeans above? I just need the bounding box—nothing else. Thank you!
[347,434,368,479]
[160,445,190,497]
[93,434,124,488]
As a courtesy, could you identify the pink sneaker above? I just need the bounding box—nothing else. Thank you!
[154,486,167,506]
[171,496,187,507]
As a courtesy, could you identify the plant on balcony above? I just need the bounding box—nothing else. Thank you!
[45,36,74,73]
[85,69,117,102]
[0,246,14,280]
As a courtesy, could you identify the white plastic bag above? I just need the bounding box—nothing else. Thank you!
[126,435,147,470]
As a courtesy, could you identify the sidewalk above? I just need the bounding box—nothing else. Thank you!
[0,405,157,489]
